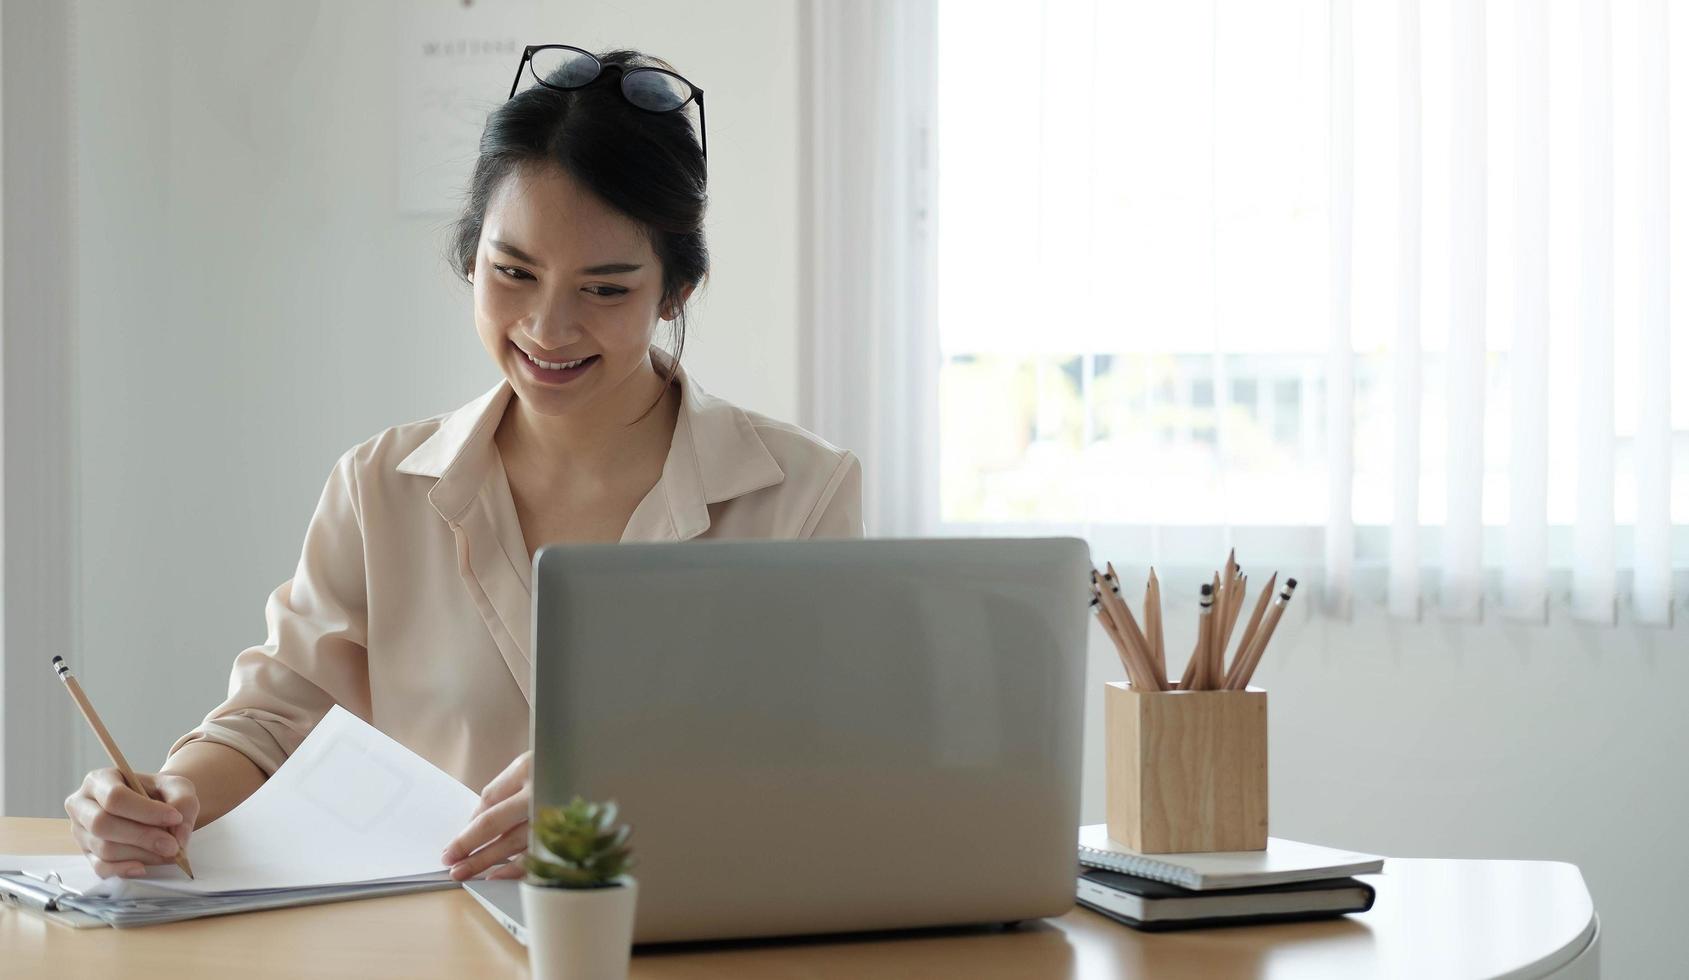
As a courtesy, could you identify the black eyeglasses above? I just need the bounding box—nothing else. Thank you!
[507,44,707,165]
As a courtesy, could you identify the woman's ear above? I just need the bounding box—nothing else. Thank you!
[661,283,698,321]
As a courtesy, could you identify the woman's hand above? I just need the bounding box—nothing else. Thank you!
[65,769,199,879]
[442,750,531,881]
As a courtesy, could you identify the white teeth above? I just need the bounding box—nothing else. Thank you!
[524,350,589,371]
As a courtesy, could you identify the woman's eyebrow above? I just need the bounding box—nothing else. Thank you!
[490,239,543,266]
[489,241,642,276]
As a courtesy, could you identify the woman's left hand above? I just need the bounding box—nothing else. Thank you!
[441,750,531,881]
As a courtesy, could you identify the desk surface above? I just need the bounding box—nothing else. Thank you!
[2,817,1597,979]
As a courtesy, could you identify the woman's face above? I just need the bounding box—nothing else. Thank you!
[471,163,677,418]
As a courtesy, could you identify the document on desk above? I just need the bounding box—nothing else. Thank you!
[0,706,481,925]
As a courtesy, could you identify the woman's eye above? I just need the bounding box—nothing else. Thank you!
[585,285,629,297]
[493,264,532,281]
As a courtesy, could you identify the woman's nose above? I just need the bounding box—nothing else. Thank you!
[524,298,584,351]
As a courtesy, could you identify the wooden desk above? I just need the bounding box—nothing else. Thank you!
[2,817,1599,979]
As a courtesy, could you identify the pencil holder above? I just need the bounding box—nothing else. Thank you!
[1104,682,1268,854]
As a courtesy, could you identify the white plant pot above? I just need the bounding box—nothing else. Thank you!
[521,876,638,980]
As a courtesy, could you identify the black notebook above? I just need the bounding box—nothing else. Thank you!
[1076,867,1377,932]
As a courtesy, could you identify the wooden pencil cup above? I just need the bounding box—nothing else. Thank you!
[1104,682,1268,854]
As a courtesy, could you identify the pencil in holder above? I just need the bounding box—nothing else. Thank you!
[1104,682,1268,854]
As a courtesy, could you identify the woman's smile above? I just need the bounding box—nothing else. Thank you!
[511,339,600,385]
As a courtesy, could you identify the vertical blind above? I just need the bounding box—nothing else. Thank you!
[1329,0,1679,625]
[813,0,1682,628]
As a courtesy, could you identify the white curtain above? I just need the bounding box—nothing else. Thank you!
[804,0,1680,627]
[1332,0,1677,625]
[799,0,941,538]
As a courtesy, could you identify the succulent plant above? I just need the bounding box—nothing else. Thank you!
[524,796,636,889]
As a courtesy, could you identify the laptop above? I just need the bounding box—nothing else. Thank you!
[513,537,1088,945]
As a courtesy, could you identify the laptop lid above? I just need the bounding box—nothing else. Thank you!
[531,537,1089,944]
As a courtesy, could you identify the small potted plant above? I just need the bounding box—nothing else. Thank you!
[521,796,638,980]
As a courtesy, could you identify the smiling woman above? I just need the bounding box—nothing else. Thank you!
[62,46,863,885]
[472,165,671,416]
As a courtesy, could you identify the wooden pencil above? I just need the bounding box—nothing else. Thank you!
[1226,578,1298,690]
[1091,571,1152,688]
[1207,572,1224,689]
[1229,571,1277,681]
[52,655,194,879]
[1219,551,1238,642]
[1191,583,1216,690]
[1144,568,1166,689]
[1103,564,1159,686]
[1177,635,1201,690]
[1090,594,1138,681]
[1096,566,1162,691]
[1218,571,1247,666]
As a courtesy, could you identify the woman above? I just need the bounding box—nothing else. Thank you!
[63,47,862,882]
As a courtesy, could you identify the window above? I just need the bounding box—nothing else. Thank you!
[935,0,1689,562]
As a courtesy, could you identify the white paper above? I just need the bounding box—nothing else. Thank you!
[395,0,539,214]
[12,706,478,898]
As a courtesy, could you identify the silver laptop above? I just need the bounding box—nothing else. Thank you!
[525,537,1088,945]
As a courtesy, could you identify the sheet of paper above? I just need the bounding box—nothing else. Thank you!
[0,854,85,877]
[35,705,479,897]
[395,0,538,214]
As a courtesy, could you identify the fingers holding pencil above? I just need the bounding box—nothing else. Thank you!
[53,655,196,879]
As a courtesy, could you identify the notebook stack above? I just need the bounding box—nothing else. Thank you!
[1075,824,1384,931]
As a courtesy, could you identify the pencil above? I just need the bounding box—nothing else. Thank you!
[1177,635,1201,690]
[1230,571,1277,680]
[1218,571,1247,666]
[1090,571,1145,685]
[1231,569,1249,633]
[1207,572,1224,689]
[52,656,194,879]
[1226,578,1298,690]
[1103,564,1160,689]
[1093,591,1158,691]
[1090,593,1137,681]
[1144,568,1166,688]
[1094,567,1162,691]
[1190,583,1215,690]
[1219,551,1239,644]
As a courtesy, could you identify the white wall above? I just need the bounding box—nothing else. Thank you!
[68,0,799,785]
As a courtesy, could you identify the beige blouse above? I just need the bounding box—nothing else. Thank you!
[167,352,863,791]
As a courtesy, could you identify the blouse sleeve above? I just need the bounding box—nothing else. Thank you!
[165,448,372,776]
[800,451,865,539]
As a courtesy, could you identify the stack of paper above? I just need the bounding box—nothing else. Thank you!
[1,706,480,927]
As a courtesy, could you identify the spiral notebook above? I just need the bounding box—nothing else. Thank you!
[1077,824,1384,891]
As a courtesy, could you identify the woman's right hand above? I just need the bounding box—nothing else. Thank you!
[65,769,200,878]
